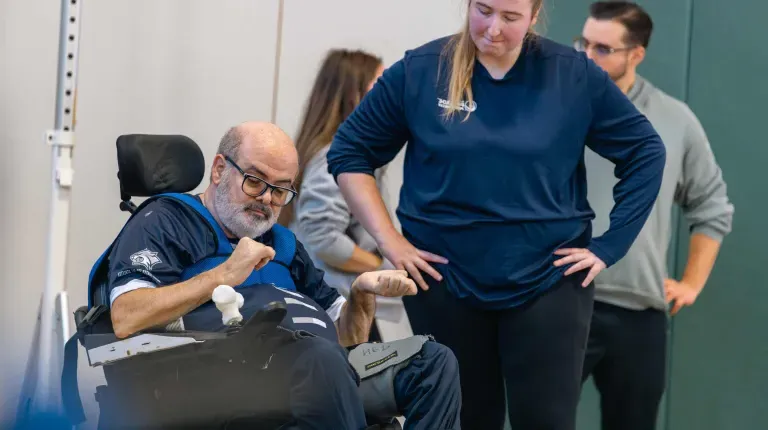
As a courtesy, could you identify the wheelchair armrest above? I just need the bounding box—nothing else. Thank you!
[84,332,220,367]
[82,301,288,367]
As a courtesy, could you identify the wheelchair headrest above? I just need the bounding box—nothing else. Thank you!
[116,134,205,197]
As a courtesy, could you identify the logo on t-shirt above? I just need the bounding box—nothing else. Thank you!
[437,97,477,112]
[130,248,162,271]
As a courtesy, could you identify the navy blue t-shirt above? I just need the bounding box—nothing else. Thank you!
[327,35,666,309]
[106,196,343,332]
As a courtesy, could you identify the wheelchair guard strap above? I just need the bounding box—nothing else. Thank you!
[348,335,431,419]
[62,334,86,424]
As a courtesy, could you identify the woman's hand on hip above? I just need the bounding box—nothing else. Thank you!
[553,248,606,287]
[378,233,448,291]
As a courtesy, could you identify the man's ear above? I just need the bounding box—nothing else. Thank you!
[631,45,646,68]
[211,154,226,185]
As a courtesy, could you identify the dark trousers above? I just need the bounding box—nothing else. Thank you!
[403,273,594,430]
[581,301,668,430]
[97,334,460,430]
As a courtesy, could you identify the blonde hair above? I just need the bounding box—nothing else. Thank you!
[441,0,545,121]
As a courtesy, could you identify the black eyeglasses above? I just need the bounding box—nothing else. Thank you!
[224,156,297,207]
[573,36,636,57]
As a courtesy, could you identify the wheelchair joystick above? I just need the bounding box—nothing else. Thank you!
[212,285,244,326]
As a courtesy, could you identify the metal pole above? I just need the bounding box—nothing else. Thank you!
[34,0,82,414]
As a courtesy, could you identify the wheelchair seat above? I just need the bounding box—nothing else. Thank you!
[61,134,402,430]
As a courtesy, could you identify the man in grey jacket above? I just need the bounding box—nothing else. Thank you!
[576,3,734,429]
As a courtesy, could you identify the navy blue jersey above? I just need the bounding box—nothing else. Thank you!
[327,35,666,309]
[106,195,344,338]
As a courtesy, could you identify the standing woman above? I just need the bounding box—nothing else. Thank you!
[327,1,666,429]
[279,49,404,336]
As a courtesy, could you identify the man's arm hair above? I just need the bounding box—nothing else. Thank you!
[335,286,376,347]
[111,268,223,339]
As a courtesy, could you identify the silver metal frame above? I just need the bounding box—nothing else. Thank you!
[23,0,82,419]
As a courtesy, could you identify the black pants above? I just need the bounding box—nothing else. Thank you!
[403,273,594,430]
[97,334,460,430]
[581,301,668,430]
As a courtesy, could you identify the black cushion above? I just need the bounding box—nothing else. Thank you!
[116,134,205,197]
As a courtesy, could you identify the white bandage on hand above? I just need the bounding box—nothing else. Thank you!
[212,285,245,326]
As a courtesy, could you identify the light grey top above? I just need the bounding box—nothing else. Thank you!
[290,145,403,321]
[585,76,734,311]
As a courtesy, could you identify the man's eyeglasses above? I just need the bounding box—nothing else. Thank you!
[573,37,635,57]
[224,156,297,207]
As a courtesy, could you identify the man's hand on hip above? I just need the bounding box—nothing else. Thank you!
[665,278,702,315]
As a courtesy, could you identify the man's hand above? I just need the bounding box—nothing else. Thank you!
[352,270,418,298]
[213,237,275,286]
[665,279,701,315]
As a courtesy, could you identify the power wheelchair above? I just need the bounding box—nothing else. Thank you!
[61,134,403,430]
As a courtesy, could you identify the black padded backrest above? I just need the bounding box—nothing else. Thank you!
[116,134,205,197]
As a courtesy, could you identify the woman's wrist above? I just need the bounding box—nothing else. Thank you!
[377,257,396,271]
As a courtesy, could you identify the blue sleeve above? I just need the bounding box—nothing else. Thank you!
[584,60,666,267]
[291,239,342,310]
[326,56,412,179]
[107,200,213,305]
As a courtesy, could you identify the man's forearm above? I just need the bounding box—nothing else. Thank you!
[336,285,377,347]
[680,233,721,291]
[111,270,221,338]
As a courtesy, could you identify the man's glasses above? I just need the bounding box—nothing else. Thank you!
[573,37,636,57]
[224,156,297,207]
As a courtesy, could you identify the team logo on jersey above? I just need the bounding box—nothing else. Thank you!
[130,249,161,271]
[437,97,477,112]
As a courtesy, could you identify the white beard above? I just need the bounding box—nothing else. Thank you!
[213,171,277,239]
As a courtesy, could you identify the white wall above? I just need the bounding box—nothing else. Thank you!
[276,0,465,227]
[0,0,60,424]
[0,0,465,427]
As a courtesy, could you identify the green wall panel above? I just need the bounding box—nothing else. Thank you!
[666,0,768,428]
[504,1,765,429]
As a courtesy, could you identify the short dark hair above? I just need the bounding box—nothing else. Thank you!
[589,1,653,48]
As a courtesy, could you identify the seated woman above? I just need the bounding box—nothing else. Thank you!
[279,49,405,339]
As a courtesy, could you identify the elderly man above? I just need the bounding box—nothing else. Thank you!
[576,3,734,430]
[99,121,461,430]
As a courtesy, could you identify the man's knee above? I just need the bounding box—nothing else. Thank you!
[391,341,462,428]
[417,341,459,380]
[394,340,461,398]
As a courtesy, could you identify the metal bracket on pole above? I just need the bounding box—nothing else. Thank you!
[46,130,75,188]
[46,130,74,148]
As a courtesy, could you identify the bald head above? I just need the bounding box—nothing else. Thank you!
[218,121,297,169]
[210,121,298,197]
